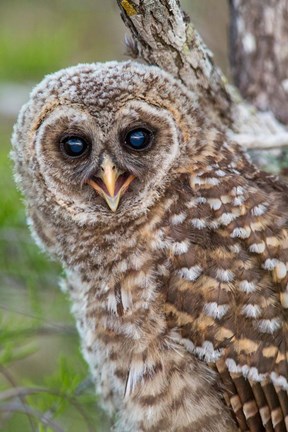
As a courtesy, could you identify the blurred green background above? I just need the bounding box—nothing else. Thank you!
[0,1,229,431]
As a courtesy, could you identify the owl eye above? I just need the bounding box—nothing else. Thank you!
[124,128,153,151]
[60,136,90,158]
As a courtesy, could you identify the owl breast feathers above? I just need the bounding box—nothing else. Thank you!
[12,61,288,432]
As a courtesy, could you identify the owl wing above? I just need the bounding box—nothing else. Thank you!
[163,168,288,432]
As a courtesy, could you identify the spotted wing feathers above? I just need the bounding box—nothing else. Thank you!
[164,165,288,431]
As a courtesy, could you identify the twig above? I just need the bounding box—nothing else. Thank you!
[0,367,36,432]
[0,402,65,432]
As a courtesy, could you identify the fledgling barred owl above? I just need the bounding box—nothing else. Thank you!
[12,61,288,432]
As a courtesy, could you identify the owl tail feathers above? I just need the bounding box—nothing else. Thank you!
[216,357,288,431]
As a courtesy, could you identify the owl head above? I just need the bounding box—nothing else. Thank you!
[11,61,213,262]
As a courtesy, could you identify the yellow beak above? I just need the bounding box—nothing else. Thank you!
[86,155,135,212]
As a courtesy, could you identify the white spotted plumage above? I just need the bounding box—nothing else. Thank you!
[12,60,288,431]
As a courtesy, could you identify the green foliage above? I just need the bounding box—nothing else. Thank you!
[0,322,105,431]
[0,315,36,366]
[25,357,100,431]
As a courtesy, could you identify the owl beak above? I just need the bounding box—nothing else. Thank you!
[86,156,135,212]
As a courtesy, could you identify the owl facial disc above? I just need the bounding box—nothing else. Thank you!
[86,155,135,212]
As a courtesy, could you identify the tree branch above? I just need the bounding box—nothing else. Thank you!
[117,0,232,126]
[116,0,288,150]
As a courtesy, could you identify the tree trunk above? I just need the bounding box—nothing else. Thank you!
[230,0,288,125]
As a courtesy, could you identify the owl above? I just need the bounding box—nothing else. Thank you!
[12,61,288,432]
